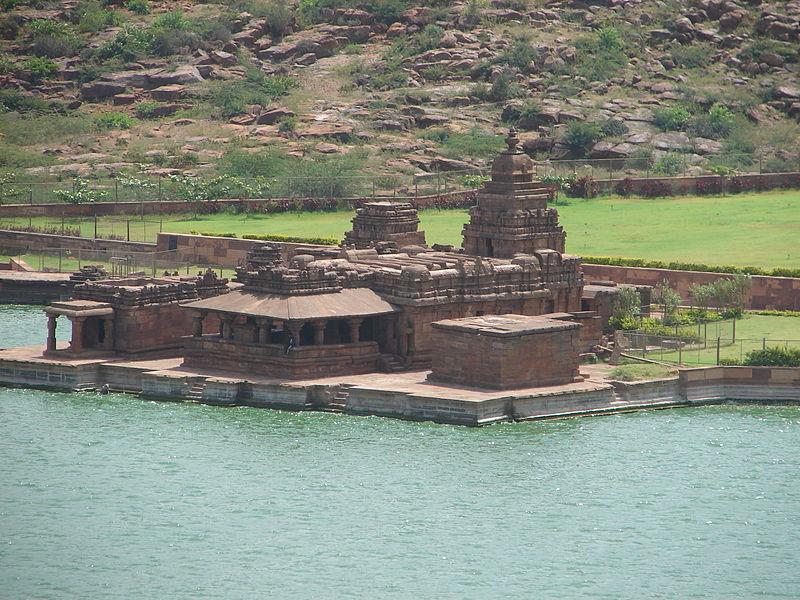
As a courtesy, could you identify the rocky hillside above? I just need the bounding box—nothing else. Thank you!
[0,0,798,191]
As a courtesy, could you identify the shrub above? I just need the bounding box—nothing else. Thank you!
[210,66,296,117]
[482,70,524,102]
[26,19,81,57]
[53,177,109,204]
[125,0,150,14]
[242,233,339,245]
[670,44,713,68]
[565,121,602,157]
[653,152,684,176]
[22,56,58,82]
[461,0,485,28]
[742,347,800,367]
[600,118,628,137]
[77,1,123,33]
[277,116,296,133]
[135,101,160,118]
[688,104,735,140]
[574,26,626,82]
[614,177,634,196]
[695,177,723,195]
[96,24,155,61]
[95,111,136,129]
[653,106,690,131]
[654,280,681,324]
[639,180,672,197]
[499,34,535,71]
[611,286,642,323]
[515,101,541,130]
[567,175,597,199]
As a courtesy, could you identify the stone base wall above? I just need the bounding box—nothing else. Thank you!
[583,264,800,311]
[113,304,220,354]
[429,326,581,390]
[183,336,382,379]
[681,366,800,402]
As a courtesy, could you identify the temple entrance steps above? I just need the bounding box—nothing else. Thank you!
[185,378,207,402]
[379,354,407,373]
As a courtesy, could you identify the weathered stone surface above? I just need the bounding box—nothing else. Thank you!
[298,122,355,141]
[653,131,691,151]
[256,107,295,125]
[148,66,204,87]
[80,81,126,99]
[210,50,237,67]
[150,84,187,101]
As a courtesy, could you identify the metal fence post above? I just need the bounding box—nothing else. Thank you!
[716,337,721,365]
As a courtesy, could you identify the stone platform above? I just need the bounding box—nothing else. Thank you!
[1,346,798,426]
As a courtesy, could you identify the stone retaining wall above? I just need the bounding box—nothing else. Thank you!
[0,229,155,254]
[583,264,800,311]
[593,172,800,196]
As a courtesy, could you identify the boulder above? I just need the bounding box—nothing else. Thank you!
[150,84,187,101]
[80,81,126,99]
[298,122,355,141]
[256,107,295,125]
[210,50,237,67]
[653,131,692,151]
[692,137,723,154]
[774,85,800,100]
[148,65,204,87]
[387,22,406,38]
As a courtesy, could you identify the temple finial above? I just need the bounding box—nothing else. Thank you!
[505,126,519,153]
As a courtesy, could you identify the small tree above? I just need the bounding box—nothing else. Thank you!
[654,280,681,325]
[610,286,641,329]
[710,274,751,317]
[54,178,108,204]
[689,282,715,311]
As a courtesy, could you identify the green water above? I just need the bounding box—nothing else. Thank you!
[2,307,800,599]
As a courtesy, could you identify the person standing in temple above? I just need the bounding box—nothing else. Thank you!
[284,334,295,355]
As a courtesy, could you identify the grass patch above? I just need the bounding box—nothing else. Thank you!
[0,112,95,145]
[608,364,675,381]
[3,191,798,270]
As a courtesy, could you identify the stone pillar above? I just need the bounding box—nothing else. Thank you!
[287,321,302,347]
[312,320,326,346]
[220,315,234,340]
[384,317,396,352]
[256,319,270,344]
[69,317,86,354]
[46,315,57,353]
[347,318,363,343]
[102,316,114,351]
[192,313,204,337]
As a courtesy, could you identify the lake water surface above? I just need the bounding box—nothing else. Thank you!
[2,306,799,599]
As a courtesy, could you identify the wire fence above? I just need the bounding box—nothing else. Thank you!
[0,217,165,242]
[617,330,800,366]
[0,169,487,206]
[2,152,797,205]
[0,247,235,278]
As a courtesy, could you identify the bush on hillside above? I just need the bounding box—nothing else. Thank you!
[653,106,690,131]
[565,121,602,156]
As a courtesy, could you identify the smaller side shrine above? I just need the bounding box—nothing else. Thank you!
[462,127,567,257]
[343,201,427,250]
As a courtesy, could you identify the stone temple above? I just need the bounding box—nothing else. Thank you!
[12,128,633,398]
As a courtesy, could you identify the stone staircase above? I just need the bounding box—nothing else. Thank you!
[185,379,207,402]
[380,353,407,373]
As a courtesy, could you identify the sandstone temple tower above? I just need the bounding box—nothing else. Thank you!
[462,127,566,258]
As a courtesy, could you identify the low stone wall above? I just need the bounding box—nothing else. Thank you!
[583,264,800,311]
[155,232,328,267]
[0,229,156,254]
[593,172,800,196]
[0,272,74,304]
[681,366,800,403]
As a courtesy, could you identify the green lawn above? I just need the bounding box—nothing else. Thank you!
[635,314,800,365]
[3,190,799,269]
